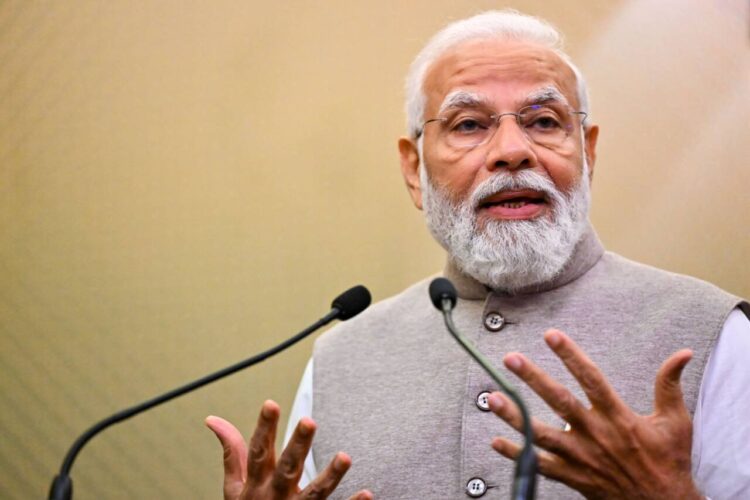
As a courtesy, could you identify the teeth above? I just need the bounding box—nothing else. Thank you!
[500,201,527,208]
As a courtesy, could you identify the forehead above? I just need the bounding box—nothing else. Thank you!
[423,39,579,114]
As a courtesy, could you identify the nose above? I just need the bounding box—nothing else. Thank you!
[484,114,537,171]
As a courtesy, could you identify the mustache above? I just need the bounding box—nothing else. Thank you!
[469,171,560,209]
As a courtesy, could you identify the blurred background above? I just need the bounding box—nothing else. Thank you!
[1,0,748,498]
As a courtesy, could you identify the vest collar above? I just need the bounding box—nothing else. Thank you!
[443,223,605,300]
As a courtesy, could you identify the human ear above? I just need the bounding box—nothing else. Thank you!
[398,137,423,210]
[583,124,599,182]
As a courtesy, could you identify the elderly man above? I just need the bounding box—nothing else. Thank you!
[207,10,750,500]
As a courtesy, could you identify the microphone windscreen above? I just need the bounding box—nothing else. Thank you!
[331,285,371,320]
[429,278,457,310]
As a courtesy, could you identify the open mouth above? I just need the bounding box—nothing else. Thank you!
[477,189,548,219]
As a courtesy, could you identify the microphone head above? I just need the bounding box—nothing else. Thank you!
[429,278,457,311]
[331,285,371,320]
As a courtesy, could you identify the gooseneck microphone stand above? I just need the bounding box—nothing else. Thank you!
[48,285,371,500]
[429,278,537,500]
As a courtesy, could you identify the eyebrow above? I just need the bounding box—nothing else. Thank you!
[523,85,569,107]
[437,90,491,115]
[437,86,570,117]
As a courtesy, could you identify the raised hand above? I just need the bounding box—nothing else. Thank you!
[206,400,372,500]
[488,329,704,500]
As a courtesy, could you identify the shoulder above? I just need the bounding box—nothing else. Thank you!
[315,276,436,351]
[592,251,742,308]
[572,251,745,345]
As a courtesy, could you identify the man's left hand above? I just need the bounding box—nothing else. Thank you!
[488,329,704,500]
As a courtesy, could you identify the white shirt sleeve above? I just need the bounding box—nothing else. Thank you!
[283,357,317,488]
[692,307,750,499]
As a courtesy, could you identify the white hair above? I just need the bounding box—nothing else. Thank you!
[405,9,590,139]
[420,158,592,293]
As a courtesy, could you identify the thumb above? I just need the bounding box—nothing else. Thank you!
[653,349,692,414]
[205,415,248,498]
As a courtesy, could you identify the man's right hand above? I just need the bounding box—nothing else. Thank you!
[205,400,372,500]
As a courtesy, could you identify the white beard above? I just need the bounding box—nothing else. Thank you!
[421,162,591,293]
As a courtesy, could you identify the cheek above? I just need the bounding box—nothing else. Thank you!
[537,150,585,194]
[423,146,482,202]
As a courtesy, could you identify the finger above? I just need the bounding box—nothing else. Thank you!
[348,491,374,500]
[653,349,692,415]
[300,452,353,499]
[205,415,249,498]
[271,416,317,496]
[488,392,571,457]
[491,436,594,492]
[502,352,588,427]
[542,329,628,413]
[246,400,281,488]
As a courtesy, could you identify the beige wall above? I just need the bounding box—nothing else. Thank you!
[1,1,747,498]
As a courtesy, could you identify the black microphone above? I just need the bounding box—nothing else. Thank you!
[429,278,537,500]
[48,285,371,500]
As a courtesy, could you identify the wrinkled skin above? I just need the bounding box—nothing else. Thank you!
[488,329,704,500]
[206,400,372,500]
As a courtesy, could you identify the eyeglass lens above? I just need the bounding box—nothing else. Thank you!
[436,104,581,149]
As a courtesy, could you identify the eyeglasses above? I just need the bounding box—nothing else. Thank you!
[416,104,587,150]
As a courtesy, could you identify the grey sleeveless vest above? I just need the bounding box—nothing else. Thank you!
[312,227,747,499]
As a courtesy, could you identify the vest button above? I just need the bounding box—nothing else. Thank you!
[484,311,505,331]
[466,477,487,497]
[475,391,492,411]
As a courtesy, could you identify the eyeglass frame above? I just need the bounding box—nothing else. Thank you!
[414,103,589,150]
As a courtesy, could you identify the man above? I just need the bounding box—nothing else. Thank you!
[207,10,750,499]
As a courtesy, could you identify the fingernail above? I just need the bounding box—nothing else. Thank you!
[298,420,314,437]
[261,401,275,419]
[505,355,522,370]
[488,393,504,409]
[333,455,346,472]
[547,331,562,347]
